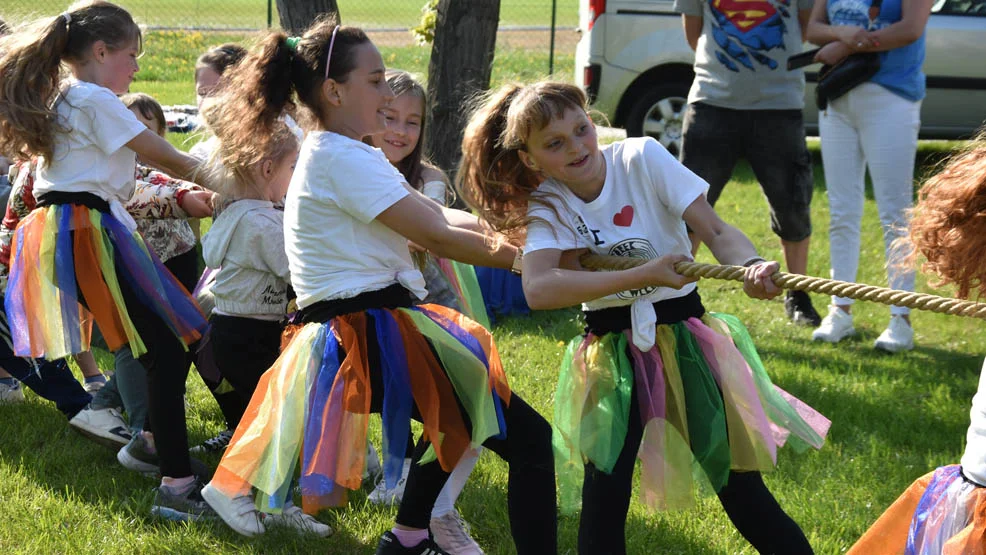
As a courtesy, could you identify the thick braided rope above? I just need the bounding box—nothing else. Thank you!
[579,253,986,319]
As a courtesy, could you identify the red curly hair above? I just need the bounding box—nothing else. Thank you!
[909,130,986,299]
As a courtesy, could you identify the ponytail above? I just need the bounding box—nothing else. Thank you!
[457,84,541,242]
[202,17,370,178]
[0,14,71,161]
[0,1,140,162]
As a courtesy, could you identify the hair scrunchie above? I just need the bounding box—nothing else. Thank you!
[285,36,301,52]
[61,12,72,25]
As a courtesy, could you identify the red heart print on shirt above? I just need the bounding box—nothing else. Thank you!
[613,205,634,227]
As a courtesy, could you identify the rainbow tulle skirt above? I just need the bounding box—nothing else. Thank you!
[435,258,490,329]
[849,465,986,555]
[553,312,831,513]
[4,204,207,360]
[211,303,511,514]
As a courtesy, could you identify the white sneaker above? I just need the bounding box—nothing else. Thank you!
[263,502,333,537]
[431,509,485,555]
[874,315,914,353]
[83,379,106,393]
[68,405,132,448]
[0,381,25,403]
[201,483,265,537]
[367,458,411,506]
[363,442,383,486]
[812,306,855,343]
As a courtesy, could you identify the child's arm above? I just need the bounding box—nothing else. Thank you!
[125,130,205,187]
[683,196,782,299]
[376,193,517,270]
[522,248,696,310]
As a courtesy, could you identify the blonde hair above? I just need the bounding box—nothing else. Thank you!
[0,1,141,162]
[457,81,590,242]
[908,130,986,299]
[204,120,298,202]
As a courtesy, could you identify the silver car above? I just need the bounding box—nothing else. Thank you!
[575,0,986,155]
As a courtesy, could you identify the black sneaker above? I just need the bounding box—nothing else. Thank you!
[151,479,215,521]
[785,290,822,327]
[190,429,233,454]
[375,531,451,555]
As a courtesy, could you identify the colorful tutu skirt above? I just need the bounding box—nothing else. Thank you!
[4,203,207,360]
[553,312,831,512]
[210,303,511,514]
[435,258,490,329]
[475,266,529,321]
[848,465,986,555]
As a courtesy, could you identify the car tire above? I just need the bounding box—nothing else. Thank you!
[624,80,691,157]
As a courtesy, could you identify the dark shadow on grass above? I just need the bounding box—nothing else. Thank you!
[754,339,979,456]
[0,401,384,553]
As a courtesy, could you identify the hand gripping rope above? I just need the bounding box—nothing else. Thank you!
[578,253,986,320]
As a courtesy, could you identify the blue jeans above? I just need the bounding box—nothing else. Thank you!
[0,304,91,418]
[90,345,147,432]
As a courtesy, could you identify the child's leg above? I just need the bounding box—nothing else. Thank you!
[0,306,90,417]
[716,471,812,554]
[576,392,644,555]
[431,447,481,518]
[110,278,194,480]
[208,315,281,403]
[393,393,555,554]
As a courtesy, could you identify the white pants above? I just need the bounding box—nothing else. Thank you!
[819,82,920,315]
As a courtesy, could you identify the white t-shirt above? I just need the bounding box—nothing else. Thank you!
[962,360,986,485]
[35,80,147,204]
[525,137,709,349]
[284,131,426,308]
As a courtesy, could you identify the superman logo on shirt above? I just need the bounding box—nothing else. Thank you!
[708,0,793,72]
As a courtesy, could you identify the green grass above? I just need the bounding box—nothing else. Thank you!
[1,0,579,30]
[0,28,980,555]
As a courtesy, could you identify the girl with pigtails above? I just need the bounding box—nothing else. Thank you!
[457,81,831,554]
[0,1,211,520]
[199,18,557,555]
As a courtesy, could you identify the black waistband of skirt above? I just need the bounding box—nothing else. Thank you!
[35,191,110,212]
[583,289,705,336]
[297,283,414,324]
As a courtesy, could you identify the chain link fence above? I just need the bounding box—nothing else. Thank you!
[2,1,578,49]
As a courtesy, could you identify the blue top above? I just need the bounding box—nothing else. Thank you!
[827,0,926,101]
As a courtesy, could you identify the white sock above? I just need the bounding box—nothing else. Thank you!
[432,447,481,518]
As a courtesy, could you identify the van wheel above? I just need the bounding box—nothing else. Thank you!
[625,82,690,157]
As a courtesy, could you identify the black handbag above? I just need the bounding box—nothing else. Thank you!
[815,52,881,109]
[814,0,883,110]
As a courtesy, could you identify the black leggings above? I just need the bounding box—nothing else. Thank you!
[301,285,557,554]
[580,291,812,554]
[208,314,281,406]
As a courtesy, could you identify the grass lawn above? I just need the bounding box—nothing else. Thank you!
[0,28,980,555]
[1,0,580,30]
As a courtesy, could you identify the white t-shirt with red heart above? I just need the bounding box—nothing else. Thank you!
[525,136,709,313]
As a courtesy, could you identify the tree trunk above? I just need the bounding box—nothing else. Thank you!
[276,0,341,35]
[424,0,501,184]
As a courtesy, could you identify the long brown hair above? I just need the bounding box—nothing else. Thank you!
[909,130,986,299]
[200,16,368,177]
[457,81,589,243]
[0,1,141,162]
